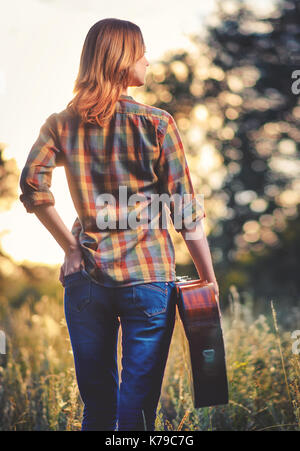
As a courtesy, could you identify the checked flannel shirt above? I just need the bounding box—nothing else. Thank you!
[19,94,206,287]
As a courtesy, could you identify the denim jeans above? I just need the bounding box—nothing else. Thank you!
[63,267,177,431]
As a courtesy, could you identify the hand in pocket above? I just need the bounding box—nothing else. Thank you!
[59,245,84,286]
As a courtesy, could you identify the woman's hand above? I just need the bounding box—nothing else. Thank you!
[59,244,84,286]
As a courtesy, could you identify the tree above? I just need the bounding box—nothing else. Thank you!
[143,0,300,305]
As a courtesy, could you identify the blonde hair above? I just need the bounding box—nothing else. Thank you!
[66,18,146,126]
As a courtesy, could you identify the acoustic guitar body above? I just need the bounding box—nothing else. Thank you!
[175,278,229,408]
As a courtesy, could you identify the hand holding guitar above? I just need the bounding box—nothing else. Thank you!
[180,221,220,305]
[175,276,228,408]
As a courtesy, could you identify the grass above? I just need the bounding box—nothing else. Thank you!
[0,285,299,431]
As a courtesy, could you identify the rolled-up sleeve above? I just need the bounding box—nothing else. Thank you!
[19,113,65,213]
[156,113,206,232]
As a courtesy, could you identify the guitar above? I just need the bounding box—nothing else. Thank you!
[175,276,229,409]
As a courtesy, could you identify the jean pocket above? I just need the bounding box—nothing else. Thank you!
[63,268,86,286]
[133,282,168,317]
[64,269,92,313]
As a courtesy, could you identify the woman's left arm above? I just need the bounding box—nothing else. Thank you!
[19,114,83,283]
[32,205,83,285]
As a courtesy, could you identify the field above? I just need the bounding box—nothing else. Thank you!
[0,284,299,431]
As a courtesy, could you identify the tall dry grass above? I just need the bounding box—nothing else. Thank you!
[0,285,299,431]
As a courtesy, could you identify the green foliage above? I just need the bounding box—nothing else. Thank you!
[146,0,300,306]
[159,286,300,431]
[0,294,83,431]
[0,285,299,431]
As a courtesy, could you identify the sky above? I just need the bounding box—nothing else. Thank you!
[0,0,275,266]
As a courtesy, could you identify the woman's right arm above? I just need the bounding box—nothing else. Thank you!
[180,219,219,300]
[156,113,219,300]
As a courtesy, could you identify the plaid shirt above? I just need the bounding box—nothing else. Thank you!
[19,94,205,287]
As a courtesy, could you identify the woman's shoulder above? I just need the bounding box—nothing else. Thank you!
[46,108,81,129]
[119,97,170,119]
[47,102,174,132]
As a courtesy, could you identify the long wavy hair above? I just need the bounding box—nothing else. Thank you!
[66,18,146,126]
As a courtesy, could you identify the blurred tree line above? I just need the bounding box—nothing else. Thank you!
[0,0,299,312]
[145,0,300,308]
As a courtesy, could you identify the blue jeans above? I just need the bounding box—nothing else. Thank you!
[63,267,177,431]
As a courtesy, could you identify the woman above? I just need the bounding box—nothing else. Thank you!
[19,18,219,431]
